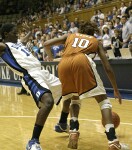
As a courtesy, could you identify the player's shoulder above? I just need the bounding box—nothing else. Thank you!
[0,42,6,50]
[6,41,24,49]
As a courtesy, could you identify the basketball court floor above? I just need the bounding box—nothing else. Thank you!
[0,85,132,150]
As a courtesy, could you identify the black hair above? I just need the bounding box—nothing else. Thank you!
[122,15,127,19]
[0,23,15,39]
[79,21,99,36]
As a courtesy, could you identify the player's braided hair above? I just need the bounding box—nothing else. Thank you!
[79,21,99,36]
[0,23,15,39]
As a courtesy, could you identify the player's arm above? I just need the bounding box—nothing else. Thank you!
[53,58,62,61]
[20,32,32,44]
[97,41,122,104]
[43,34,68,60]
[0,42,6,56]
[20,22,32,44]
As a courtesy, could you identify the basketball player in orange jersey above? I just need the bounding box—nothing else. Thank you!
[44,22,129,150]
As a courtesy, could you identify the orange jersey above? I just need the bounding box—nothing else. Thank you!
[62,33,99,57]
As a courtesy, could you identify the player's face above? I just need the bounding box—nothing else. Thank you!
[7,27,18,43]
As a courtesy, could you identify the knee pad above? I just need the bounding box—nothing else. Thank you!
[99,99,112,110]
[70,100,81,108]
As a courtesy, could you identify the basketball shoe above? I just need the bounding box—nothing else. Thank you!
[26,138,42,150]
[108,139,130,150]
[54,123,69,133]
[68,130,80,149]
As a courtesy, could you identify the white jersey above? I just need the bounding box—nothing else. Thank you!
[2,42,41,76]
[1,42,62,105]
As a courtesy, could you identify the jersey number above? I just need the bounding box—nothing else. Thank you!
[21,48,30,56]
[72,38,90,48]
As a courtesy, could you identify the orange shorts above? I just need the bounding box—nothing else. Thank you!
[58,53,99,96]
[58,53,106,100]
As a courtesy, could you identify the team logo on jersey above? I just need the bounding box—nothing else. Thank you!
[36,91,41,98]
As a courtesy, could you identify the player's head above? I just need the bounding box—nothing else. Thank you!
[1,23,18,43]
[79,21,99,36]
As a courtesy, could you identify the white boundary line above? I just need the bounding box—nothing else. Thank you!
[110,98,132,101]
[0,116,132,126]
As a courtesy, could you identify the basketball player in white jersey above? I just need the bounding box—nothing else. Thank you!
[0,24,62,150]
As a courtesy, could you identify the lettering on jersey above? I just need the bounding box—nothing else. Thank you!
[75,33,93,38]
[72,38,90,48]
[11,44,30,56]
[11,43,23,49]
[21,48,30,56]
[36,91,41,98]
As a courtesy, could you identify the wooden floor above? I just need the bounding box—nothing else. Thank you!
[0,85,132,150]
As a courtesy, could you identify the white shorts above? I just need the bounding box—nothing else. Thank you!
[22,68,62,106]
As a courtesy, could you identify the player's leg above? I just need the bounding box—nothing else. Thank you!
[17,84,27,95]
[94,94,129,150]
[33,92,54,137]
[23,73,55,150]
[26,92,54,150]
[69,96,80,131]
[55,96,81,133]
[55,98,71,133]
[68,96,81,149]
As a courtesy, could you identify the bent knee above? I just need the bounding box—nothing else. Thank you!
[41,93,54,108]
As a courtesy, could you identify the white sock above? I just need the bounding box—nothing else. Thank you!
[71,117,78,121]
[105,124,114,132]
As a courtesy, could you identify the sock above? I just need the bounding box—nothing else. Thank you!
[71,117,78,122]
[105,127,117,141]
[31,124,43,140]
[105,124,114,132]
[70,119,79,131]
[59,111,69,123]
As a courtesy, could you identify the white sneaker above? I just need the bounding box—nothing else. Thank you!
[108,139,130,150]
[26,139,42,150]
[120,143,130,150]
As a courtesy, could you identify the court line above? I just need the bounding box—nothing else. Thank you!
[110,98,132,101]
[0,116,132,126]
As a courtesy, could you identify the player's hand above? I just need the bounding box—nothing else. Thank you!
[22,21,32,32]
[114,90,122,104]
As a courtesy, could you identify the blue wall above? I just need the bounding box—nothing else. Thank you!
[0,59,132,93]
